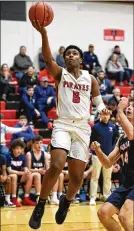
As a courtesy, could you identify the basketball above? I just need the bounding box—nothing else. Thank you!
[29,2,54,27]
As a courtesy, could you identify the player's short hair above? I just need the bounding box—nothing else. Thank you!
[10,139,25,150]
[63,45,83,59]
[32,135,43,143]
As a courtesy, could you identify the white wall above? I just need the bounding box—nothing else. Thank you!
[1,2,133,69]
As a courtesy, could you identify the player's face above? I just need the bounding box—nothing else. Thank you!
[64,49,81,69]
[126,102,134,121]
[27,88,34,96]
[12,146,24,156]
[34,141,43,151]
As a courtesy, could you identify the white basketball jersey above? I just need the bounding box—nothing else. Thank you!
[56,68,92,120]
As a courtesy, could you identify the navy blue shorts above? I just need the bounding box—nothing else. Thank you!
[106,185,134,210]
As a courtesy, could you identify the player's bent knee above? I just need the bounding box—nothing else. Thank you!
[97,206,110,221]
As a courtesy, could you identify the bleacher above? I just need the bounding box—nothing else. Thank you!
[0,74,58,148]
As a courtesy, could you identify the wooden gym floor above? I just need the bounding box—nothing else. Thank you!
[1,202,121,231]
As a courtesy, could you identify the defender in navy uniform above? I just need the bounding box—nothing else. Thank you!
[91,97,134,231]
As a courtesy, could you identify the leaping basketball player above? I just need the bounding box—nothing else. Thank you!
[91,97,134,231]
[29,20,109,229]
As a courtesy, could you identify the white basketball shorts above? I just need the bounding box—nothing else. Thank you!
[51,119,91,163]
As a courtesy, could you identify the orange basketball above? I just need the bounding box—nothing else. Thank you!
[29,2,54,27]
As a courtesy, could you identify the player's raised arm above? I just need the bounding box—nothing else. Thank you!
[91,75,109,114]
[90,140,120,168]
[32,20,62,81]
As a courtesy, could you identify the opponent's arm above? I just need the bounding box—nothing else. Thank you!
[90,140,120,168]
[91,75,108,114]
[118,97,134,140]
[32,20,62,81]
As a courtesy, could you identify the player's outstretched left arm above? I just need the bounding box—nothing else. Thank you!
[118,97,134,140]
[91,75,109,114]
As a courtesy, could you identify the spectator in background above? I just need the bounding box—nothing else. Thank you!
[0,154,16,207]
[19,66,38,94]
[56,46,66,67]
[108,88,122,107]
[83,44,101,76]
[107,45,133,81]
[35,77,56,129]
[107,88,122,122]
[7,139,36,207]
[13,46,33,80]
[96,71,114,102]
[106,54,125,86]
[38,52,46,71]
[11,115,35,149]
[20,86,40,126]
[0,64,17,101]
[89,111,118,205]
[38,68,55,87]
[129,88,134,100]
[0,113,27,156]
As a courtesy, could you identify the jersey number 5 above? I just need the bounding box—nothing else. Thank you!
[72,91,80,103]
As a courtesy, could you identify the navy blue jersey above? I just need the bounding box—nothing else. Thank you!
[30,150,45,169]
[7,153,26,171]
[0,154,6,175]
[118,135,134,187]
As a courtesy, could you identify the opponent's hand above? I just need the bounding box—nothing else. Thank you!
[118,97,128,111]
[90,141,101,151]
[32,20,46,35]
[100,108,110,116]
